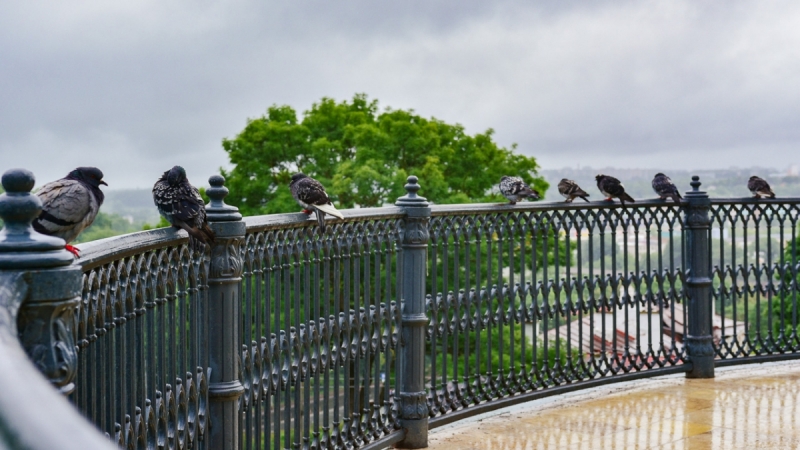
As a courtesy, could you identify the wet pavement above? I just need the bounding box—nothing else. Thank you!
[426,362,800,449]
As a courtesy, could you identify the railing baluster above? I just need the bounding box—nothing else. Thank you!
[684,176,715,378]
[204,175,246,450]
[396,176,430,449]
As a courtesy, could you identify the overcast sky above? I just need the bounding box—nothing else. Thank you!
[1,1,799,189]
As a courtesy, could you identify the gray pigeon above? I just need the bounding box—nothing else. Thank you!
[747,176,775,199]
[499,176,540,205]
[32,167,107,256]
[558,178,590,203]
[652,173,682,202]
[153,166,215,249]
[289,173,344,230]
[596,174,635,205]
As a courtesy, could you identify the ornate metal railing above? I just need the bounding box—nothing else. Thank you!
[238,208,406,450]
[425,199,690,424]
[72,229,210,449]
[709,198,800,362]
[1,168,800,450]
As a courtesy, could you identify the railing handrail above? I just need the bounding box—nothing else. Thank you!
[428,199,685,216]
[243,206,405,232]
[74,226,189,272]
[708,197,800,205]
[73,195,800,272]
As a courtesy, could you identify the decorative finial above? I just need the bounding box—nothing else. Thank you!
[395,175,429,207]
[691,175,701,192]
[405,176,420,197]
[0,169,74,269]
[205,174,242,222]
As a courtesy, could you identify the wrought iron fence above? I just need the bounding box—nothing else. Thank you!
[425,200,690,424]
[710,199,800,362]
[71,230,210,449]
[238,209,405,450]
[2,168,800,450]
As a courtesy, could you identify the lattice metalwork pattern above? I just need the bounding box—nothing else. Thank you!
[73,242,210,450]
[710,200,800,360]
[239,216,404,450]
[425,203,688,417]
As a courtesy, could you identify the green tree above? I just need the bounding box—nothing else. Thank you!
[221,94,547,216]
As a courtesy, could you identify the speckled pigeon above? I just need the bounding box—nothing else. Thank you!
[558,178,590,203]
[153,166,215,249]
[595,174,635,205]
[289,173,344,230]
[747,176,775,199]
[499,176,540,205]
[32,167,107,257]
[652,173,682,202]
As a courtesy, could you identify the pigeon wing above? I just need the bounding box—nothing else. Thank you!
[601,177,624,196]
[652,176,672,196]
[34,179,97,242]
[153,179,176,222]
[296,178,331,206]
[172,185,204,224]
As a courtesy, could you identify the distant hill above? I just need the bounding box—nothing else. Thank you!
[540,166,800,201]
[101,189,161,226]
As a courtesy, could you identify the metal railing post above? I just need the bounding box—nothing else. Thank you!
[204,175,246,449]
[0,169,82,394]
[683,175,715,378]
[395,176,430,448]
[0,168,116,449]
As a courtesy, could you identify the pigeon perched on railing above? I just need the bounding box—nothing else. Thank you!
[153,166,215,249]
[499,176,540,205]
[652,173,682,203]
[557,179,590,203]
[289,173,344,230]
[32,167,107,257]
[747,176,775,199]
[595,174,635,205]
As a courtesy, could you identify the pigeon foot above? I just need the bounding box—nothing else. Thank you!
[605,197,613,202]
[302,209,313,214]
[65,244,80,257]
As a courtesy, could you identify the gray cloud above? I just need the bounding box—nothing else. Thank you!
[1,1,799,188]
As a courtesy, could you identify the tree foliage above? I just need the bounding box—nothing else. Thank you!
[221,94,547,216]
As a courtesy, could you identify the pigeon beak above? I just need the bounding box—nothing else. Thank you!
[100,180,108,186]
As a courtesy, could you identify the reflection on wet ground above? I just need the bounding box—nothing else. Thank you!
[427,362,800,449]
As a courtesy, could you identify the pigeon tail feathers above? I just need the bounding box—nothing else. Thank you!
[314,203,344,220]
[621,193,635,204]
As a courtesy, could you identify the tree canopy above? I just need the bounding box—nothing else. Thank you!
[221,94,547,216]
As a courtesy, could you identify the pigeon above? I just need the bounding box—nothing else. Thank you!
[557,178,590,203]
[32,167,107,257]
[152,166,215,249]
[595,174,635,205]
[289,173,344,230]
[652,173,682,203]
[747,176,775,199]
[499,176,540,205]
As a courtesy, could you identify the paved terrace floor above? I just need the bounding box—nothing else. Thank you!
[426,362,800,449]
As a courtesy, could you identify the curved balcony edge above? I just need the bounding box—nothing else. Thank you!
[0,272,115,450]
